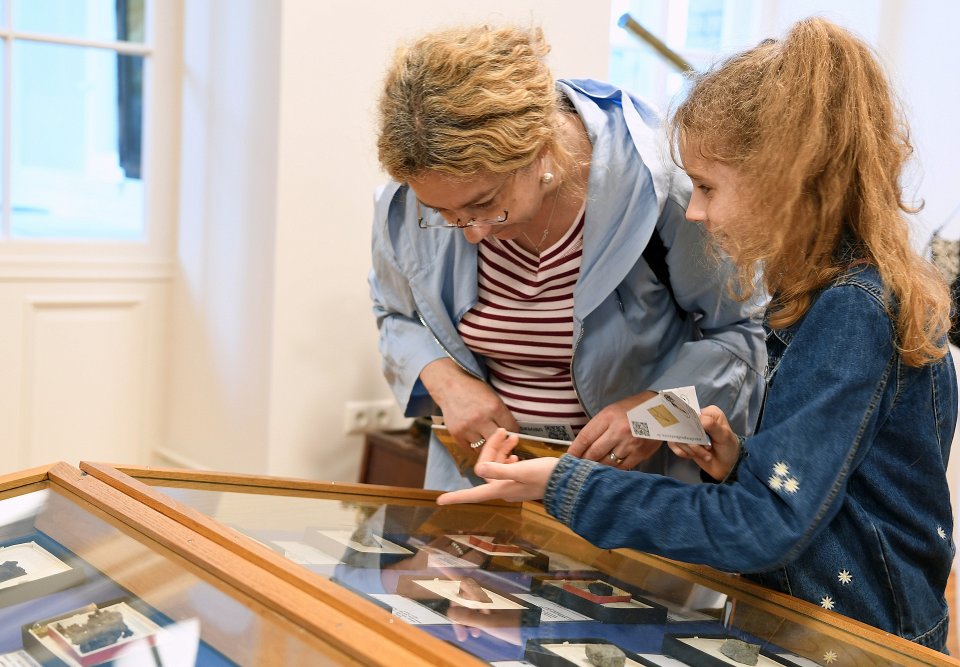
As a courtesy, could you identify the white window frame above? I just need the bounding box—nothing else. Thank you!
[0,0,179,276]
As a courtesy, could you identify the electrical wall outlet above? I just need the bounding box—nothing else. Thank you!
[343,399,410,435]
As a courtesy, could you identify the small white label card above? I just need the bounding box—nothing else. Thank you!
[0,651,41,667]
[272,540,343,566]
[517,422,575,442]
[369,594,451,625]
[514,594,593,622]
[626,386,710,445]
[422,548,480,569]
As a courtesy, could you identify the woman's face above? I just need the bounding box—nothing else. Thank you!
[408,164,548,244]
[680,143,749,253]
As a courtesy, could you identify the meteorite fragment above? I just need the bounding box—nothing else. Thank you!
[0,560,26,583]
[457,577,492,603]
[585,643,626,667]
[587,581,614,596]
[349,525,381,548]
[719,638,761,666]
[56,609,133,654]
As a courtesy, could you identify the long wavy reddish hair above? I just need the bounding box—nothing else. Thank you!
[671,18,949,367]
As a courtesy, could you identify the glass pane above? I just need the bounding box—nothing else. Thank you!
[144,479,921,666]
[0,484,344,665]
[685,0,725,50]
[14,0,145,44]
[12,42,144,240]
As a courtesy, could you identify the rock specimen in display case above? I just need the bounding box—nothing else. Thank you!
[56,609,133,653]
[457,577,493,603]
[585,643,626,667]
[719,638,761,666]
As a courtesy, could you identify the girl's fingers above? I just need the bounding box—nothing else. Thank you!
[477,429,519,464]
[437,480,511,505]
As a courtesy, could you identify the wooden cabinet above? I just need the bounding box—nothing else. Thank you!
[359,428,428,488]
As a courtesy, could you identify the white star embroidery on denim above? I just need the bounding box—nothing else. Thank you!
[768,475,783,490]
[783,477,800,494]
[820,595,834,610]
[938,525,947,539]
[773,461,789,477]
[823,650,838,664]
[838,570,852,585]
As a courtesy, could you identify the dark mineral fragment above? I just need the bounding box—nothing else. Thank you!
[719,638,761,666]
[585,643,626,667]
[0,560,26,583]
[587,581,614,596]
[349,525,381,548]
[56,609,133,654]
[457,577,492,603]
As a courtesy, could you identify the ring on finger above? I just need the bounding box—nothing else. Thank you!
[608,451,625,464]
[469,438,486,449]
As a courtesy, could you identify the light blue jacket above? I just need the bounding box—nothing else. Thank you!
[369,79,767,487]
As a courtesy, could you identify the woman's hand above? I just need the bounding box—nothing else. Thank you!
[667,405,741,481]
[567,392,662,469]
[420,359,519,450]
[437,429,556,505]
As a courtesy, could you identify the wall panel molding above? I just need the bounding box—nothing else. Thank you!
[18,295,152,469]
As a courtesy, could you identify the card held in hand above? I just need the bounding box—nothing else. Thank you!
[626,386,710,446]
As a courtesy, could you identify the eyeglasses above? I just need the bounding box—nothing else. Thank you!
[417,205,509,228]
[416,172,516,229]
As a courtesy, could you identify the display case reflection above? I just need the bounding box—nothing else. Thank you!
[0,489,233,666]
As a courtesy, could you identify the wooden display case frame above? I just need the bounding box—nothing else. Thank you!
[75,462,960,667]
[0,462,478,667]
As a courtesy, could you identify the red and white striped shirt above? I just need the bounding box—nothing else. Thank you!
[458,211,589,431]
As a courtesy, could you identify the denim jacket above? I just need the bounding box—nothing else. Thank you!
[545,265,957,649]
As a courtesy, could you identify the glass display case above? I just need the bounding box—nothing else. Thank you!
[0,463,460,666]
[72,462,958,667]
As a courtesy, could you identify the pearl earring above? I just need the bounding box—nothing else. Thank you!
[541,172,554,185]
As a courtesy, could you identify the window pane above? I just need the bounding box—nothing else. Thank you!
[686,0,725,51]
[12,42,144,240]
[14,0,145,44]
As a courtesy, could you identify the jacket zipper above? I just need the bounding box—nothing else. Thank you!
[417,312,483,380]
[569,323,591,418]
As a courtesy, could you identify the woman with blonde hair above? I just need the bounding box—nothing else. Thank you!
[369,24,767,491]
[440,18,957,650]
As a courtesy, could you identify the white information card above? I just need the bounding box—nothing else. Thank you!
[626,386,710,446]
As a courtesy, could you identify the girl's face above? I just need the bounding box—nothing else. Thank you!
[680,143,748,252]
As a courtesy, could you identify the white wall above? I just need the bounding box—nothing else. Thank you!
[164,1,611,479]
[164,0,280,471]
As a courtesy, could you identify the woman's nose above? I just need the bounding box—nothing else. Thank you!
[462,225,494,244]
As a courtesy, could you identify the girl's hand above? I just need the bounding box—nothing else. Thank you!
[436,428,556,505]
[667,405,741,481]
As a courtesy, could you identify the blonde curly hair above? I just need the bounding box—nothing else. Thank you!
[377,24,574,183]
[670,18,950,367]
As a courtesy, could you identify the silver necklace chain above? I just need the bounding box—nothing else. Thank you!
[523,182,563,254]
